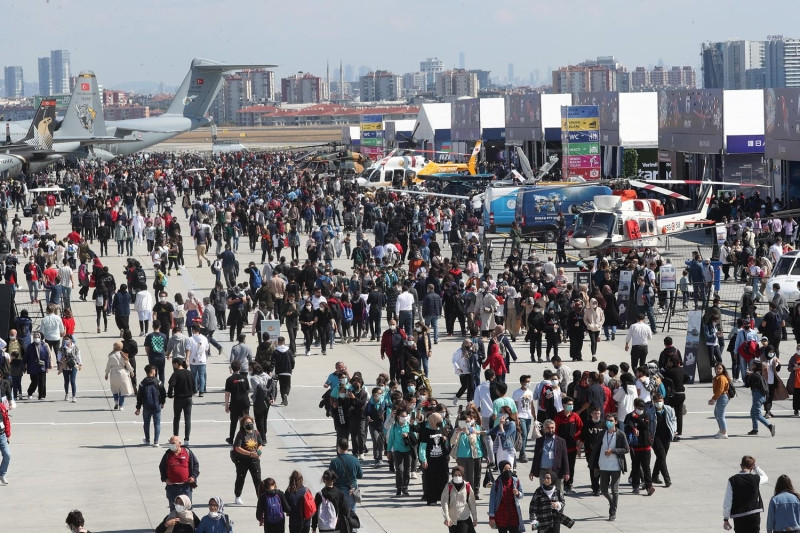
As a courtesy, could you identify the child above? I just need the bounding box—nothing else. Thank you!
[679,270,689,309]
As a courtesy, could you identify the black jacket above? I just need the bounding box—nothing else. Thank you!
[273,346,295,375]
[588,429,629,473]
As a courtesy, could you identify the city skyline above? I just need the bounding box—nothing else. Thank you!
[0,0,794,91]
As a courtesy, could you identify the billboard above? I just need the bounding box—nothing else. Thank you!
[658,89,724,153]
[360,114,383,159]
[574,92,620,145]
[451,98,481,141]
[505,93,543,141]
[765,88,800,160]
[561,105,602,180]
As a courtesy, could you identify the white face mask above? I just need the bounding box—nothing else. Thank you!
[655,401,664,409]
[635,409,644,416]
[452,476,463,484]
[174,504,186,513]
[208,511,220,519]
[169,443,178,452]
[160,297,167,303]
[398,416,409,424]
[458,421,467,429]
[419,395,428,402]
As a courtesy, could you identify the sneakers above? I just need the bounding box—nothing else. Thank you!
[410,472,417,479]
[234,497,243,505]
[452,395,459,406]
[715,432,728,439]
[183,439,189,447]
[119,407,124,411]
[609,514,616,522]
[770,424,776,437]
[143,439,150,446]
[0,476,7,485]
[747,430,759,435]
[153,442,160,448]
[64,394,68,401]
[71,397,76,403]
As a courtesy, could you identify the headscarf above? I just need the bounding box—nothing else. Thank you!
[208,496,225,520]
[165,494,194,533]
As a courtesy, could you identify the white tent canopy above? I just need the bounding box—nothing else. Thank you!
[412,103,451,142]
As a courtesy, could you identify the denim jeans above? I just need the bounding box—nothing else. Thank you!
[190,364,207,393]
[751,390,771,430]
[62,367,77,397]
[113,393,126,407]
[518,417,531,455]
[61,286,72,310]
[424,315,439,343]
[398,310,413,337]
[714,393,729,432]
[166,484,192,511]
[142,406,161,444]
[0,433,10,477]
[27,280,38,302]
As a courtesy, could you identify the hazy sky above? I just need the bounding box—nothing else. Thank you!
[4,0,796,90]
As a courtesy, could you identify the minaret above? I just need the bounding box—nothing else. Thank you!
[326,61,330,102]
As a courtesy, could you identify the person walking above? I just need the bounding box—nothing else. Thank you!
[624,398,655,496]
[284,470,313,533]
[145,320,168,384]
[624,313,653,369]
[189,324,209,398]
[451,409,484,501]
[766,474,800,533]
[135,288,154,336]
[135,364,167,447]
[512,375,534,463]
[225,360,251,445]
[529,419,570,493]
[583,298,604,363]
[745,361,776,437]
[249,363,276,441]
[111,284,132,335]
[588,412,629,522]
[452,340,476,404]
[488,460,525,533]
[710,363,732,439]
[201,297,223,355]
[273,336,295,406]
[441,465,478,533]
[648,393,676,488]
[329,438,363,517]
[159,436,200,511]
[105,341,134,410]
[723,455,768,532]
[0,399,10,485]
[422,283,443,344]
[528,471,566,533]
[231,414,263,505]
[419,411,451,506]
[312,469,351,533]
[57,335,81,402]
[168,357,196,446]
[23,332,51,400]
[387,408,413,497]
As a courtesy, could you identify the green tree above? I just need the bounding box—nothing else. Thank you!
[623,148,639,179]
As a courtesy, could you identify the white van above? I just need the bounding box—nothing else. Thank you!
[765,250,800,302]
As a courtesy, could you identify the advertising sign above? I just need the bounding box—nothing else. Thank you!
[658,89,724,153]
[260,320,281,344]
[574,272,591,290]
[683,310,702,384]
[505,93,543,141]
[616,269,633,328]
[360,114,383,159]
[726,135,765,154]
[562,105,602,180]
[452,98,481,141]
[575,92,620,145]
[659,265,676,291]
[765,88,800,160]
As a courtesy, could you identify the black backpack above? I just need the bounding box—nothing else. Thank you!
[134,268,147,288]
[143,381,160,409]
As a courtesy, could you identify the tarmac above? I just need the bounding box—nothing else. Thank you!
[4,209,794,533]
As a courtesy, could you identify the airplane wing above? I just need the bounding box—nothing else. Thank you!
[111,126,182,136]
[388,188,472,200]
[627,180,691,201]
[56,136,142,146]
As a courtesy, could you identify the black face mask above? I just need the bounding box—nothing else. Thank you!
[501,470,512,480]
[244,423,254,431]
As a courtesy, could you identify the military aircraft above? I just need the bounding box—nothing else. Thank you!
[0,98,60,177]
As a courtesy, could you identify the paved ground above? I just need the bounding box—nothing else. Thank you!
[4,210,794,533]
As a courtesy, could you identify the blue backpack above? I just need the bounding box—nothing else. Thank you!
[264,493,284,524]
[143,381,160,409]
[251,268,262,289]
[342,305,354,323]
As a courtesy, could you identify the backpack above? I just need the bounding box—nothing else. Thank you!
[736,333,759,362]
[134,268,147,287]
[143,381,160,409]
[661,376,675,402]
[78,264,88,282]
[342,305,354,323]
[317,493,338,530]
[391,332,404,354]
[101,274,116,294]
[727,381,737,398]
[644,285,656,307]
[251,268,263,289]
[302,489,316,521]
[211,259,222,274]
[62,350,76,370]
[264,493,284,524]
[447,482,472,499]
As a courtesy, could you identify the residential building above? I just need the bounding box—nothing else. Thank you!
[50,49,71,94]
[701,40,765,89]
[402,72,427,97]
[631,66,650,89]
[359,70,402,102]
[766,37,800,88]
[420,57,444,91]
[103,90,129,106]
[435,69,479,98]
[240,69,275,102]
[470,70,492,90]
[281,72,327,104]
[38,57,51,96]
[4,66,23,98]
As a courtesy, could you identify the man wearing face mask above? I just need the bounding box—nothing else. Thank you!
[159,435,200,511]
[646,392,676,488]
[624,398,655,496]
[554,396,583,493]
[529,419,570,492]
[588,412,629,521]
[380,319,407,382]
[23,332,50,400]
[581,406,606,496]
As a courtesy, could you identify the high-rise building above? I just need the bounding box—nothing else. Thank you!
[651,66,667,87]
[507,63,515,85]
[766,37,800,88]
[38,57,51,96]
[280,72,326,104]
[470,70,491,90]
[631,66,650,89]
[344,64,354,83]
[4,66,23,98]
[435,69,479,98]
[459,52,465,69]
[50,49,71,94]
[551,57,623,93]
[420,57,444,91]
[360,70,402,102]
[240,69,275,102]
[402,72,427,97]
[701,40,764,89]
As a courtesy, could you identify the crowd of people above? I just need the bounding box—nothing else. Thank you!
[1,149,800,533]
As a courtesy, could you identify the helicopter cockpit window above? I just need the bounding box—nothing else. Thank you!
[639,219,648,234]
[647,220,655,234]
[369,169,382,182]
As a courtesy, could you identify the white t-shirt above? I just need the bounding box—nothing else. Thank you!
[635,378,652,404]
[512,388,534,420]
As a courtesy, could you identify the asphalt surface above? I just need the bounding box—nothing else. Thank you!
[3,208,794,533]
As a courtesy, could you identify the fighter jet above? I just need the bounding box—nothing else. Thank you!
[0,98,61,177]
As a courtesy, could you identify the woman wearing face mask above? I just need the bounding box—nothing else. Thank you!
[746,361,777,436]
[709,363,731,439]
[419,412,451,505]
[583,298,604,362]
[788,345,800,415]
[588,412,629,521]
[414,322,432,378]
[528,471,565,533]
[105,341,134,411]
[387,408,413,497]
[57,335,82,403]
[488,460,525,533]
[232,414,264,505]
[155,494,200,533]
[489,406,518,472]
[298,299,316,357]
[452,411,484,501]
[195,497,232,533]
[441,465,478,533]
[758,344,788,420]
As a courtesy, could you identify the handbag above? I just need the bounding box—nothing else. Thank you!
[349,510,361,530]
[513,428,523,452]
[560,514,576,529]
[337,455,363,503]
[482,463,495,488]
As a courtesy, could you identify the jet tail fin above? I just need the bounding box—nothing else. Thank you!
[59,70,108,139]
[165,58,277,119]
[21,98,56,149]
[467,140,481,175]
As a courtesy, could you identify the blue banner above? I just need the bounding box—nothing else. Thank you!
[726,135,765,154]
[567,131,600,143]
[565,105,599,119]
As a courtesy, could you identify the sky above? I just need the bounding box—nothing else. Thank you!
[3,0,797,90]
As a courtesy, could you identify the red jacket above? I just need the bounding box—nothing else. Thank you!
[554,410,583,452]
[482,343,508,376]
[0,403,10,439]
[380,328,406,358]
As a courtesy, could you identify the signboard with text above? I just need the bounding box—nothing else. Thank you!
[561,105,602,180]
[575,92,620,146]
[360,114,384,159]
